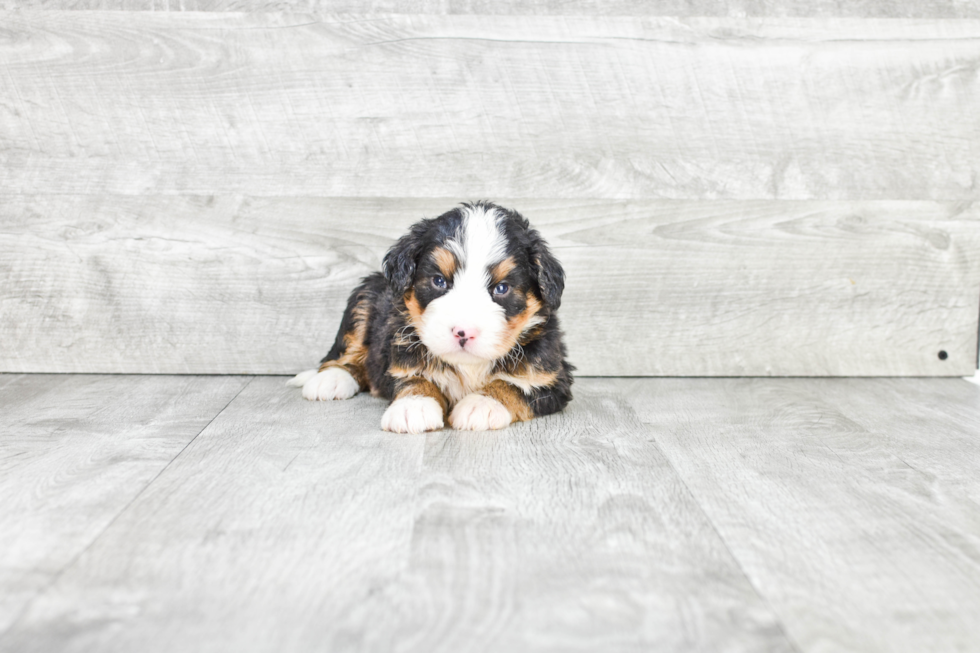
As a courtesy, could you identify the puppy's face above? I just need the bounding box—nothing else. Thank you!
[384,203,564,366]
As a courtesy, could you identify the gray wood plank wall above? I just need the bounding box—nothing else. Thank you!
[5,1,980,17]
[2,9,978,375]
[3,14,979,200]
[3,196,978,375]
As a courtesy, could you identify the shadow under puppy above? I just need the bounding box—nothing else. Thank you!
[288,201,574,433]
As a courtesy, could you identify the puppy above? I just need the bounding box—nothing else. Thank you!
[287,201,573,433]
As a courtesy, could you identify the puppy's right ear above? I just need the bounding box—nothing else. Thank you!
[382,222,428,295]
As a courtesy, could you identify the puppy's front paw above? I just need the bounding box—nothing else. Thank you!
[301,367,360,401]
[286,369,318,387]
[450,393,512,431]
[381,396,445,434]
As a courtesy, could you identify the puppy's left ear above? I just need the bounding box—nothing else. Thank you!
[528,229,565,310]
[382,222,427,295]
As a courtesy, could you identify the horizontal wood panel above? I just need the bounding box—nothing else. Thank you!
[2,195,977,375]
[8,1,980,17]
[1,13,979,199]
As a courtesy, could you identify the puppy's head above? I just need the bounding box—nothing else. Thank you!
[383,202,564,365]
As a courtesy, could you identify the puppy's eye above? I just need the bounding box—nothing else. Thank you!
[493,282,510,296]
[432,275,447,289]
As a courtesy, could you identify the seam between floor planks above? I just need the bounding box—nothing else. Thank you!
[622,377,980,652]
[4,375,979,651]
[384,386,795,652]
[0,374,255,645]
[0,376,797,652]
[641,424,806,653]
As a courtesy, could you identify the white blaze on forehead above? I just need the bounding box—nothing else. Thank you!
[446,204,508,282]
[418,204,511,365]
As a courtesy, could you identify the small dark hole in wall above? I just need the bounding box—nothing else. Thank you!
[938,350,948,360]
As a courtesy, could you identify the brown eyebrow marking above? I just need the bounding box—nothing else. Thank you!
[432,247,458,279]
[490,256,516,284]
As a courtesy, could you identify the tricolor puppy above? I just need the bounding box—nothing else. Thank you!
[287,201,573,433]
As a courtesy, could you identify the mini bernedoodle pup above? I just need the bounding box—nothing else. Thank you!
[287,201,573,433]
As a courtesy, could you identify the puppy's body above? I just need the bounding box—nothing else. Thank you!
[290,202,573,433]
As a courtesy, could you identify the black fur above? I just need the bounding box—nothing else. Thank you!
[382,209,464,297]
[493,205,565,311]
[320,201,574,418]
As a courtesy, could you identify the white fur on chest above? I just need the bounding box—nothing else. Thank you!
[426,362,493,404]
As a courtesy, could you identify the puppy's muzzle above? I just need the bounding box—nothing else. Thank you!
[452,326,480,349]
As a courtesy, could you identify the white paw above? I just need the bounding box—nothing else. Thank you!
[301,367,360,401]
[381,396,444,434]
[449,394,512,431]
[286,369,319,387]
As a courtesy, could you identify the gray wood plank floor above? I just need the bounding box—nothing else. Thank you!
[1,374,979,652]
[0,375,250,635]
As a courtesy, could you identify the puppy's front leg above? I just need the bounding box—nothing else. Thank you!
[450,380,533,431]
[381,379,448,434]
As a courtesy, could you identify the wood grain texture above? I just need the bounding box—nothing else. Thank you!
[0,377,423,652]
[2,196,978,375]
[0,376,794,653]
[346,382,794,652]
[6,1,980,17]
[1,13,979,200]
[622,376,980,652]
[4,375,980,651]
[0,373,249,635]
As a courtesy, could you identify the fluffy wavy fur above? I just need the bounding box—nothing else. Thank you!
[288,201,574,433]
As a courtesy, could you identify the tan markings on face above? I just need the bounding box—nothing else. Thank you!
[432,246,458,279]
[404,289,424,327]
[395,378,449,417]
[518,323,546,345]
[490,256,517,285]
[487,292,544,359]
[480,380,533,422]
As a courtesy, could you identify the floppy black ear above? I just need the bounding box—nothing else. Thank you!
[382,221,428,295]
[528,229,565,310]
